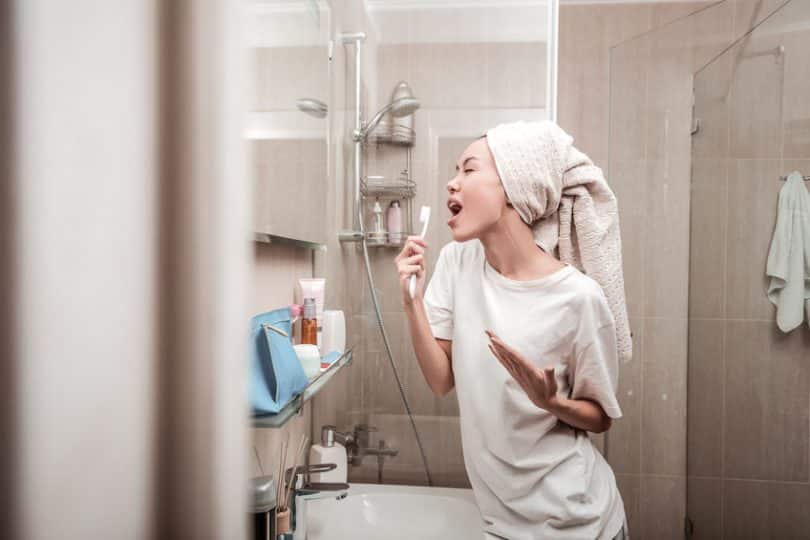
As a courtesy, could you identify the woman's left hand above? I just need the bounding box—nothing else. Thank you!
[486,329,559,411]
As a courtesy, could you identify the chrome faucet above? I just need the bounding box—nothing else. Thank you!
[285,463,348,540]
[325,424,400,482]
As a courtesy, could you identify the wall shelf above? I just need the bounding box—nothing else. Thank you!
[253,232,327,251]
[252,348,354,429]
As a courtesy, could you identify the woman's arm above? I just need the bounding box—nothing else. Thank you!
[405,298,455,396]
[395,236,455,397]
[545,396,612,434]
[486,330,612,433]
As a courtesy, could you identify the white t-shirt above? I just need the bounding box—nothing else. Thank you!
[423,239,625,540]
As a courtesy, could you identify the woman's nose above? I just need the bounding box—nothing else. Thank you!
[446,176,460,193]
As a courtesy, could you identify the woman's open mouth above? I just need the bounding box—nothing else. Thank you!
[447,200,463,225]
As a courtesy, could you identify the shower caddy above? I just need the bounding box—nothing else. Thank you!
[360,127,417,247]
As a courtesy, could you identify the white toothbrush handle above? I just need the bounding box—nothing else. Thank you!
[409,218,430,298]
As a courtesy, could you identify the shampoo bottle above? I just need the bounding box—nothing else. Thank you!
[308,425,347,483]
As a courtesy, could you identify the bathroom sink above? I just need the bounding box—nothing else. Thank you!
[303,482,482,539]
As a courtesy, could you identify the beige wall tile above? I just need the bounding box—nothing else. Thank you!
[722,479,769,539]
[642,318,688,476]
[486,42,546,109]
[607,34,651,164]
[687,319,724,477]
[615,474,641,536]
[692,1,735,71]
[560,3,655,166]
[643,159,691,319]
[687,477,722,539]
[610,160,647,319]
[693,53,732,161]
[608,318,643,474]
[651,1,714,29]
[252,138,328,244]
[250,46,328,112]
[252,408,312,480]
[251,243,312,314]
[728,32,784,159]
[768,482,810,539]
[558,4,611,165]
[724,321,810,481]
[782,28,810,159]
[408,43,490,110]
[688,158,728,319]
[639,475,686,540]
[733,0,792,41]
[645,19,694,162]
[724,159,781,320]
[376,45,411,109]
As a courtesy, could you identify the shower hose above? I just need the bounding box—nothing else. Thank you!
[358,210,434,486]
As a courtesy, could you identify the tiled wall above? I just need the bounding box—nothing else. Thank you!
[688,1,810,538]
[603,0,800,537]
[250,0,807,538]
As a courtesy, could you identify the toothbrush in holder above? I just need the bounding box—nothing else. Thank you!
[409,206,431,299]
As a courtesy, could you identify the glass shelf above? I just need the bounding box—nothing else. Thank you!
[252,347,354,429]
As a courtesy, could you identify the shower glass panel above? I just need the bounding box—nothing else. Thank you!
[313,0,556,488]
[687,1,810,538]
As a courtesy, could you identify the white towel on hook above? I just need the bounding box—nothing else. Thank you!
[766,171,810,333]
[485,120,632,363]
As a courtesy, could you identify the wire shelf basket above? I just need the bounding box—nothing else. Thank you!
[363,120,416,147]
[365,231,415,248]
[361,175,416,199]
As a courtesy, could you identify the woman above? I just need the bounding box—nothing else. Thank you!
[394,121,629,540]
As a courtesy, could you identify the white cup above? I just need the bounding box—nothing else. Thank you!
[293,344,321,379]
[321,310,346,354]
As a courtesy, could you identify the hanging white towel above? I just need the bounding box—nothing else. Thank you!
[766,171,810,333]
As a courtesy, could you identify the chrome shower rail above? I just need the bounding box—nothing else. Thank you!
[335,31,433,486]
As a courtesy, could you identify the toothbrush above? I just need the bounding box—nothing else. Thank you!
[409,206,431,299]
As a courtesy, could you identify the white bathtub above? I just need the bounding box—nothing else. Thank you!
[301,482,484,539]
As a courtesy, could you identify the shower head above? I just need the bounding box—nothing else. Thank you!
[388,97,420,117]
[296,98,328,119]
[358,96,421,140]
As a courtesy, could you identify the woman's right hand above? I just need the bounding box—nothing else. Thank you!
[394,235,428,306]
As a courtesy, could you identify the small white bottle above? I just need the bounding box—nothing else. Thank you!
[369,199,387,245]
[387,200,402,245]
[308,425,348,483]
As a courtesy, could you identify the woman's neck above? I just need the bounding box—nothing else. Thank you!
[479,212,564,281]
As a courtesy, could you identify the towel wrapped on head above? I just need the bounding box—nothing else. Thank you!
[485,120,632,363]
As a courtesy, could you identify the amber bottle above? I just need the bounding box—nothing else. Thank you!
[301,298,317,345]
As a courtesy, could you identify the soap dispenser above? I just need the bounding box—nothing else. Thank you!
[308,425,348,483]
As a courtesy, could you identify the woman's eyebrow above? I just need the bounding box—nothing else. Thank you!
[455,156,479,171]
